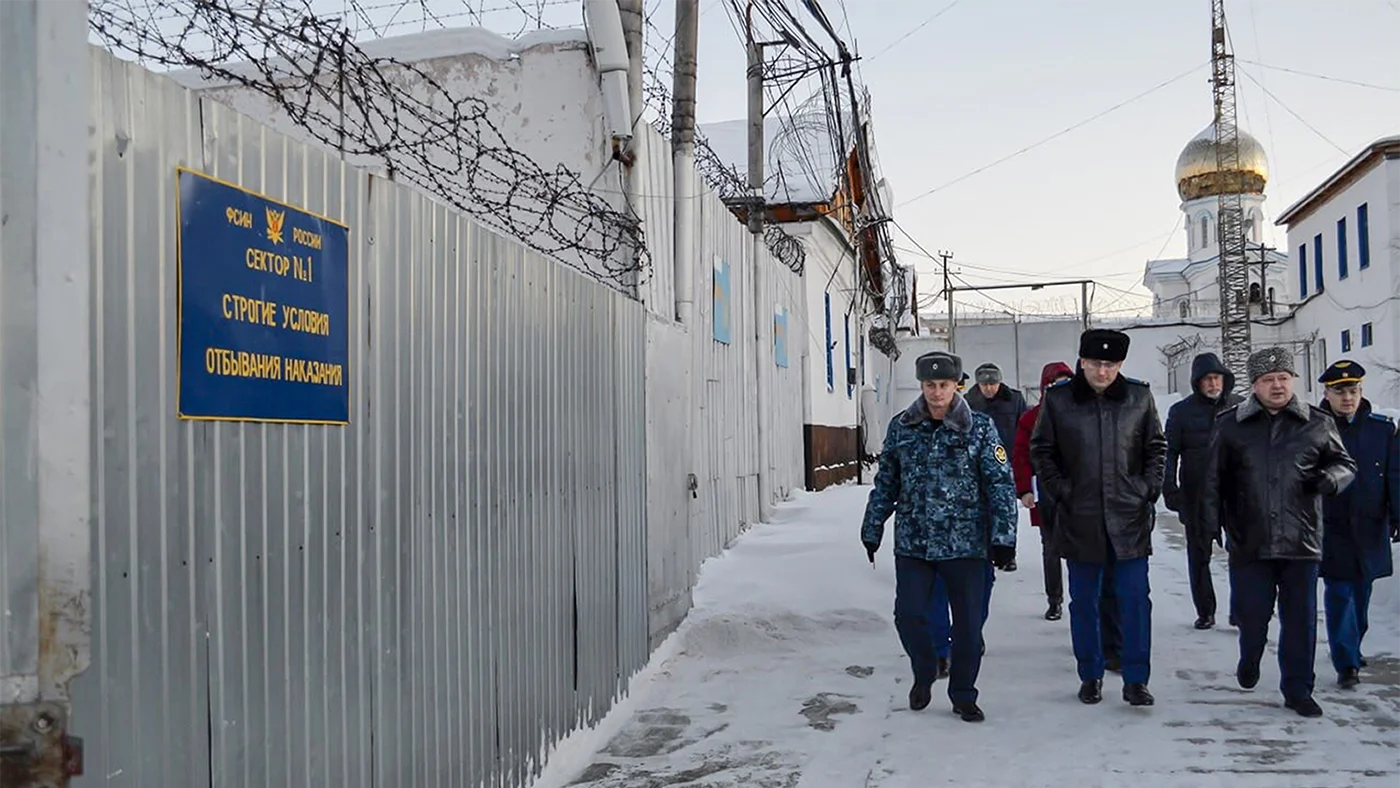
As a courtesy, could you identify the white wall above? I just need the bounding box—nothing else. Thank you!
[1284,158,1399,407]
[790,218,864,428]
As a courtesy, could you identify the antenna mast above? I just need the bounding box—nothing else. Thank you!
[1211,0,1251,379]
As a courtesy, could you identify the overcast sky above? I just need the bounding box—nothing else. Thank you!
[347,0,1399,315]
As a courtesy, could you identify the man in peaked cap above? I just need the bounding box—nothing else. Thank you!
[1031,328,1167,707]
[1315,360,1398,689]
[1199,347,1356,717]
[862,351,1018,722]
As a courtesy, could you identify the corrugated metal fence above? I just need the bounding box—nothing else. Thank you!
[71,48,649,787]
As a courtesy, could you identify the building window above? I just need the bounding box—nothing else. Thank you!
[1199,214,1209,248]
[1358,203,1370,269]
[1361,322,1373,348]
[1341,329,1352,353]
[824,292,834,393]
[1179,300,1190,319]
[1314,234,1324,293]
[1298,243,1308,298]
[1337,217,1348,279]
[844,313,853,400]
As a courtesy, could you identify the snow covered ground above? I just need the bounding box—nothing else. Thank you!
[530,485,1400,788]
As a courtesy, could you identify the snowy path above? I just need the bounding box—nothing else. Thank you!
[532,485,1400,788]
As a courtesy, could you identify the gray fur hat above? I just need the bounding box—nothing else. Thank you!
[1247,347,1296,383]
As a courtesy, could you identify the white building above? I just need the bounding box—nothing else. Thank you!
[1143,124,1292,320]
[1276,136,1400,401]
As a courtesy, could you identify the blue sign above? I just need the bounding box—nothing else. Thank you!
[177,167,350,424]
[712,256,731,345]
[774,306,789,368]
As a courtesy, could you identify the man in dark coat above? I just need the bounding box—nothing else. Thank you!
[862,351,1019,722]
[1316,360,1399,688]
[1199,347,1356,718]
[1030,329,1167,707]
[966,363,1029,459]
[1163,352,1244,630]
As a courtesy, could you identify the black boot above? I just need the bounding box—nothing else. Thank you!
[952,701,985,722]
[1285,696,1323,718]
[1045,601,1063,621]
[1237,660,1260,690]
[935,657,950,680]
[1194,615,1215,630]
[1123,684,1155,706]
[1078,679,1103,704]
[1338,667,1360,689]
[909,681,932,711]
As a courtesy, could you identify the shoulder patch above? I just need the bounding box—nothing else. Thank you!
[1122,376,1150,387]
[1366,412,1395,426]
[993,444,1008,465]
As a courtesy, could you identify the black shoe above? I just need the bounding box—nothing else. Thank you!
[1078,679,1103,704]
[1004,559,1017,572]
[1045,601,1063,621]
[1123,683,1155,706]
[909,682,932,711]
[952,701,985,722]
[935,657,950,680]
[1338,668,1361,689]
[1194,615,1215,630]
[1360,657,1369,668]
[1237,662,1260,690]
[1285,696,1323,718]
[1105,654,1122,673]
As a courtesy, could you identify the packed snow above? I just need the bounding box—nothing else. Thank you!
[529,484,1400,788]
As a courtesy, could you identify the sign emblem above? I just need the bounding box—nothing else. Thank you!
[994,445,1008,465]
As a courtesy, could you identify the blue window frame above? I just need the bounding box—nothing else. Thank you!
[1337,217,1348,279]
[844,313,853,399]
[1341,329,1352,353]
[1314,234,1324,293]
[1298,244,1308,298]
[824,291,834,392]
[1361,322,1373,348]
[1358,203,1370,269]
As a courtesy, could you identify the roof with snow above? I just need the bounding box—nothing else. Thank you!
[1144,246,1289,284]
[1275,135,1400,226]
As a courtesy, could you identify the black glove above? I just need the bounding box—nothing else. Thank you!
[1302,474,1337,497]
[864,541,878,564]
[990,544,1016,570]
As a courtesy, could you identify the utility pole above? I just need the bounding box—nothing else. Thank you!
[745,3,772,518]
[938,250,954,351]
[671,0,698,325]
[1081,281,1090,329]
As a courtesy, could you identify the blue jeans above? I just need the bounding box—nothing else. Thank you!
[1067,554,1151,685]
[894,556,989,704]
[1323,578,1373,674]
[1231,558,1319,702]
[930,561,995,658]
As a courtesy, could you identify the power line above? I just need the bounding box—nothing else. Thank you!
[1238,67,1349,155]
[865,0,959,62]
[895,62,1207,207]
[1239,59,1400,93]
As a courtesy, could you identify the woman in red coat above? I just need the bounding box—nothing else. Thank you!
[1014,362,1074,620]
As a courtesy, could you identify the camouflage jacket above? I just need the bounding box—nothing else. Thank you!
[862,394,1019,561]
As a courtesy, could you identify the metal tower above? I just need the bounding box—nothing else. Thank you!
[1211,0,1252,379]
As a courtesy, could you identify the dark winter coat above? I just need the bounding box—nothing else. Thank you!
[1163,353,1244,532]
[1319,399,1398,581]
[1029,370,1168,563]
[1198,395,1356,562]
[862,394,1019,562]
[1013,362,1075,528]
[965,382,1028,460]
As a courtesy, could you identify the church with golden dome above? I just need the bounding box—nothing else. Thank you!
[1142,123,1292,320]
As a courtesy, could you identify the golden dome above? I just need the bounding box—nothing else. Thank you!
[1175,124,1269,201]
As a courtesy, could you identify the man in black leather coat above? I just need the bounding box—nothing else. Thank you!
[1199,347,1356,718]
[1163,352,1244,630]
[1031,328,1167,708]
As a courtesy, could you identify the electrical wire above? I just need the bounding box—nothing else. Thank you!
[896,62,1207,207]
[1239,59,1400,93]
[1238,67,1349,155]
[864,0,960,62]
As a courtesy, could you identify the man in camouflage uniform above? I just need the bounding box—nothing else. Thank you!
[862,351,1019,723]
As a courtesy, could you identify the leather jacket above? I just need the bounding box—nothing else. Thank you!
[1198,395,1356,562]
[1029,370,1168,563]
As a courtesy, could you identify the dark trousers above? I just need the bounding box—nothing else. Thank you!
[1324,578,1373,674]
[929,561,995,658]
[894,556,988,704]
[1067,554,1151,684]
[1230,558,1319,703]
[1040,526,1064,604]
[1185,529,1217,618]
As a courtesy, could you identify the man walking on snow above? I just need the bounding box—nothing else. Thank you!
[1163,352,1244,630]
[1030,329,1166,708]
[1013,361,1074,620]
[1314,360,1396,689]
[1199,348,1355,717]
[862,351,1018,723]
